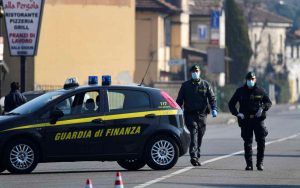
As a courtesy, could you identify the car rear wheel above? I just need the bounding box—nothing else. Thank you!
[146,136,179,170]
[4,139,39,174]
[117,159,146,171]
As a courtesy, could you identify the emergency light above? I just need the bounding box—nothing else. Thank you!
[64,77,79,89]
[102,75,111,86]
[88,76,98,85]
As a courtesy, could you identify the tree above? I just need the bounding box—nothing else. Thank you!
[225,0,252,85]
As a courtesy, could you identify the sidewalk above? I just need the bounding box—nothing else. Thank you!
[206,104,299,125]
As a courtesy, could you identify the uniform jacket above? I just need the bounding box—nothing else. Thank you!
[176,79,217,115]
[4,90,27,112]
[228,84,272,118]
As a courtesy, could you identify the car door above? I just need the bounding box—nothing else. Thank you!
[42,89,106,159]
[100,88,159,156]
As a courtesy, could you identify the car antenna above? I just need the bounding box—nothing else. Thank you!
[139,51,155,86]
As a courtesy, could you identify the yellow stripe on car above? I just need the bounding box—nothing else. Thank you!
[2,109,179,132]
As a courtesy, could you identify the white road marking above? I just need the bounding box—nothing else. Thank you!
[134,133,299,188]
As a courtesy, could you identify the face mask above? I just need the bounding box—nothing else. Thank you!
[246,80,255,88]
[191,72,200,80]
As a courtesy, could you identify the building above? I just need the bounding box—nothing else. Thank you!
[0,0,135,96]
[245,6,292,77]
[285,31,300,102]
[189,0,226,86]
[135,0,191,86]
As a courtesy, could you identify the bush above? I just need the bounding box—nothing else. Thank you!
[216,84,237,112]
[274,79,291,104]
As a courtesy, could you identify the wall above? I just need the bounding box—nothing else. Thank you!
[135,12,170,85]
[35,0,135,88]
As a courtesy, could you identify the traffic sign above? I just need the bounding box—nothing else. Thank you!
[168,59,186,66]
[3,0,44,56]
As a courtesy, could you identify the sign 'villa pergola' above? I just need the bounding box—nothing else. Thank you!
[3,0,44,56]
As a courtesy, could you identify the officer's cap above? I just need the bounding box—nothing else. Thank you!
[245,71,256,79]
[190,65,200,72]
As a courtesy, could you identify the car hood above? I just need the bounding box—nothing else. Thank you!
[0,115,26,132]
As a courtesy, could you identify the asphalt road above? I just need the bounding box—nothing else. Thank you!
[0,104,300,188]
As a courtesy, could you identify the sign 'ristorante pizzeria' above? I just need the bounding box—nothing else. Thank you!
[3,0,44,56]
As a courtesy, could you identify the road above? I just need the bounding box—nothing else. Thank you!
[0,105,299,188]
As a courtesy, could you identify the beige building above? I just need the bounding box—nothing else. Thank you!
[246,7,292,76]
[0,0,135,96]
[189,0,226,86]
[135,0,190,86]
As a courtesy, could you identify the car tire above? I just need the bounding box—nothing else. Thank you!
[146,136,179,170]
[117,159,146,171]
[4,139,39,174]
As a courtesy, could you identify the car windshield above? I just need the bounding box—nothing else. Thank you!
[8,91,65,115]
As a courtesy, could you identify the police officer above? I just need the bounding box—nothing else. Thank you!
[228,72,272,171]
[176,65,217,166]
[4,82,27,113]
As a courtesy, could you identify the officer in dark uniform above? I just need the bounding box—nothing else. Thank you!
[4,82,27,113]
[176,65,217,166]
[228,72,272,171]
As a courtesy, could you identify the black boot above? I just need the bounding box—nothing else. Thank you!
[190,158,201,166]
[256,162,264,171]
[245,161,253,171]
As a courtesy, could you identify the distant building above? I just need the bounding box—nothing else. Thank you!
[135,0,191,85]
[245,6,292,77]
[285,31,300,102]
[135,0,181,85]
[189,0,227,86]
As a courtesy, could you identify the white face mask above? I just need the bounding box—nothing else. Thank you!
[246,80,255,88]
[191,72,200,80]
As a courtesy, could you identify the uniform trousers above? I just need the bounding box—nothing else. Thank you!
[239,118,268,165]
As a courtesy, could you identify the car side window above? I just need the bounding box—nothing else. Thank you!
[107,90,150,112]
[56,97,73,115]
[41,90,101,119]
[82,91,99,114]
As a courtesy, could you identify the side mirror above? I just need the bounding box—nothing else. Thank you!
[50,109,64,124]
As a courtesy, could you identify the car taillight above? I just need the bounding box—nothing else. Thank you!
[160,91,180,109]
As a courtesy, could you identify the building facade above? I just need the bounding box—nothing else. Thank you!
[189,0,226,86]
[0,0,135,96]
[246,7,292,76]
[135,0,190,85]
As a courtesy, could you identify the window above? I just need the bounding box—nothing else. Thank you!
[107,90,150,112]
[164,17,171,46]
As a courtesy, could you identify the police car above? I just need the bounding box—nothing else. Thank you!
[0,76,190,174]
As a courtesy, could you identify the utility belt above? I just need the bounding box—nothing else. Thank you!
[185,109,208,115]
[242,113,266,121]
[245,114,256,119]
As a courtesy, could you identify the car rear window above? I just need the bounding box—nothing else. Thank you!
[107,90,150,112]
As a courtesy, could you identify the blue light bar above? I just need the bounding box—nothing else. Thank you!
[102,75,111,86]
[88,76,98,85]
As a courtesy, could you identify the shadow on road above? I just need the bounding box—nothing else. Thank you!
[0,169,152,176]
[159,182,300,187]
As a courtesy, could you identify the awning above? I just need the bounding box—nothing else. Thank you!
[0,61,9,73]
[182,47,232,61]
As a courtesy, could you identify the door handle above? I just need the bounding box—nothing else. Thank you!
[92,118,105,124]
[145,114,156,119]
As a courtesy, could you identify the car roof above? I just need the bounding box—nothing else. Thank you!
[62,84,161,92]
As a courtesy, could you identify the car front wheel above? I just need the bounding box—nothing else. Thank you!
[0,165,6,173]
[4,139,39,174]
[146,136,179,170]
[117,159,146,171]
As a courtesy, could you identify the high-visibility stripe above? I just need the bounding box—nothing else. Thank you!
[2,109,179,132]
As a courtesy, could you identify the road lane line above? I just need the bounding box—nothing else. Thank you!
[134,133,300,188]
